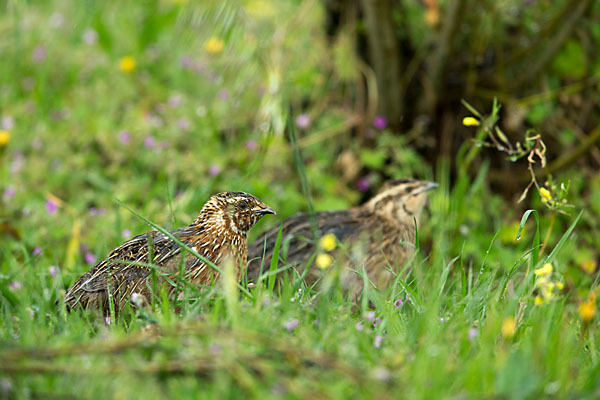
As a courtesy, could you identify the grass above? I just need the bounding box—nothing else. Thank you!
[1,1,600,398]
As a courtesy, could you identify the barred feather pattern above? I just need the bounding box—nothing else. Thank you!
[64,192,274,313]
[246,179,436,297]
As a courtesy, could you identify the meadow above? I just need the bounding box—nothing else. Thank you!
[1,1,600,398]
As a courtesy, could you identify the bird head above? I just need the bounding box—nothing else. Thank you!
[198,192,276,235]
[366,179,437,224]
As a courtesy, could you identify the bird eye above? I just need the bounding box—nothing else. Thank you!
[238,201,248,209]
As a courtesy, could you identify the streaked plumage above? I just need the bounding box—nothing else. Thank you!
[246,179,436,296]
[63,192,275,313]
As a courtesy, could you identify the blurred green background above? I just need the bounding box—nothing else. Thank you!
[1,0,600,398]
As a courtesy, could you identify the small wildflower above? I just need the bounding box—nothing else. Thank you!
[121,229,131,239]
[32,247,41,256]
[1,378,11,395]
[394,299,404,308]
[209,164,221,176]
[209,343,221,354]
[371,367,391,382]
[119,56,136,73]
[247,282,256,289]
[3,186,16,199]
[46,199,59,214]
[539,187,552,203]
[89,207,99,216]
[168,95,183,108]
[245,140,257,151]
[204,37,225,54]
[295,114,311,129]
[9,281,22,291]
[144,136,155,148]
[105,316,111,325]
[462,117,480,127]
[131,292,143,306]
[0,130,10,146]
[319,233,337,252]
[357,177,370,192]
[215,90,229,102]
[440,317,445,322]
[82,28,98,45]
[374,335,383,348]
[468,328,478,341]
[580,258,597,275]
[32,46,46,63]
[534,295,544,306]
[534,263,553,277]
[501,316,516,339]
[1,116,13,130]
[49,12,64,28]
[284,318,299,331]
[49,266,60,277]
[316,253,333,269]
[177,117,190,131]
[555,281,564,290]
[366,311,375,321]
[579,294,596,323]
[373,115,387,130]
[355,322,364,331]
[372,317,382,328]
[85,252,96,265]
[118,130,131,144]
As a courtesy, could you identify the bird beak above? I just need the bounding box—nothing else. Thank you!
[257,206,276,215]
[425,182,438,191]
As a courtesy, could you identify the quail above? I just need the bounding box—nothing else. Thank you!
[64,192,275,313]
[246,179,436,296]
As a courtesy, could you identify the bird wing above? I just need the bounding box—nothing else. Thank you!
[64,225,201,306]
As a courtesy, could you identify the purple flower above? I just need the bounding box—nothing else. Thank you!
[46,199,59,214]
[89,207,98,216]
[284,318,299,331]
[84,252,96,265]
[209,164,221,176]
[118,130,131,144]
[355,322,364,332]
[10,281,22,291]
[32,46,46,63]
[209,343,221,355]
[168,95,183,108]
[218,89,230,101]
[374,335,383,348]
[2,116,14,130]
[179,55,193,69]
[122,229,131,238]
[366,311,375,321]
[144,136,155,148]
[295,114,311,129]
[440,317,445,322]
[372,317,382,328]
[394,299,404,308]
[32,247,42,256]
[3,186,16,199]
[49,266,60,277]
[98,208,107,216]
[357,177,370,192]
[245,140,258,151]
[131,292,143,306]
[468,328,478,341]
[177,118,190,131]
[373,115,387,130]
[2,378,12,395]
[105,316,111,325]
[82,28,98,45]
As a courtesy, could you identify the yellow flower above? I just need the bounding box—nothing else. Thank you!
[580,258,597,275]
[555,281,564,290]
[579,297,596,323]
[462,117,480,127]
[501,316,516,339]
[319,233,337,252]
[119,56,136,73]
[316,253,333,269]
[0,130,10,146]
[534,263,553,277]
[534,296,544,306]
[539,187,552,203]
[204,37,224,54]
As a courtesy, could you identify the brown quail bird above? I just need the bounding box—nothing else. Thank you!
[64,192,275,313]
[246,179,436,296]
